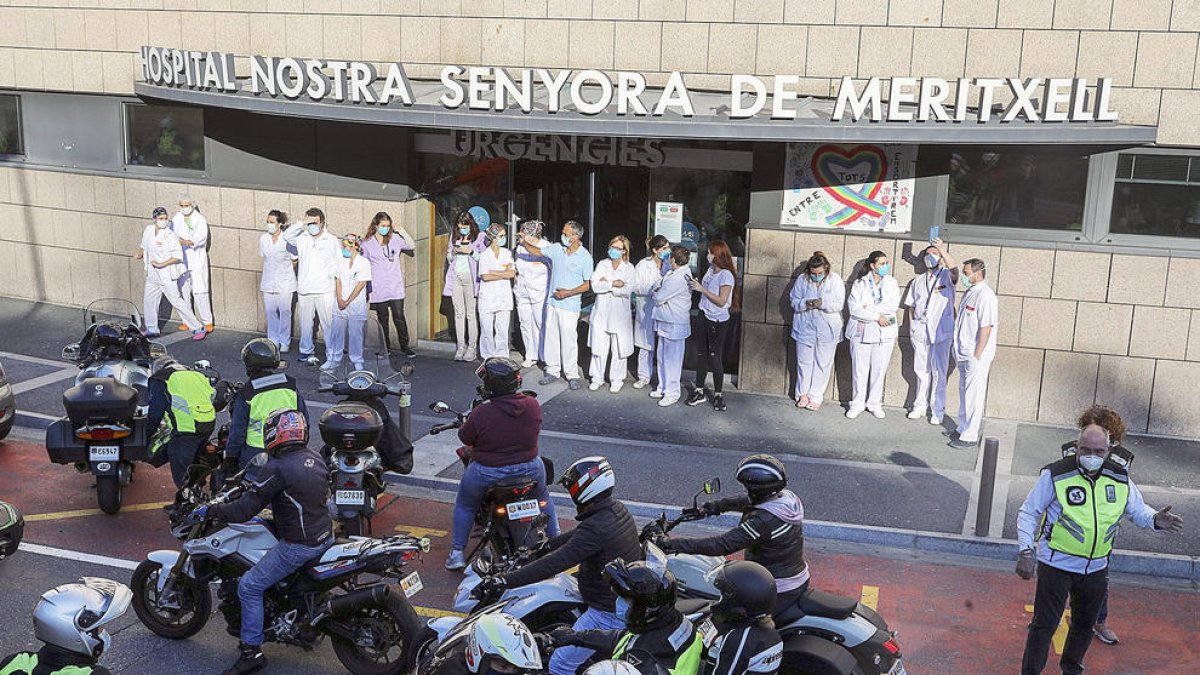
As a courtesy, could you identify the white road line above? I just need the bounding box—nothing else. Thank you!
[18,542,139,570]
[11,367,80,395]
[15,410,58,420]
[0,350,70,368]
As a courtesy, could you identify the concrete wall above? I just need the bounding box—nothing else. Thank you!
[739,228,1200,438]
[0,1,1195,142]
[0,166,434,339]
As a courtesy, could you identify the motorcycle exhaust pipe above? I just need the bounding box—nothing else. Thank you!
[324,584,391,618]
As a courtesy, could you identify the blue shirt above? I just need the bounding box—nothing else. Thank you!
[544,243,593,312]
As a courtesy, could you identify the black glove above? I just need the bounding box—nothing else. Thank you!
[546,626,575,648]
[472,575,508,600]
[640,521,666,542]
[656,536,678,554]
[1015,550,1036,580]
[699,500,724,516]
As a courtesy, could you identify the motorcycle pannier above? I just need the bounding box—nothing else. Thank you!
[62,377,138,425]
[319,402,383,450]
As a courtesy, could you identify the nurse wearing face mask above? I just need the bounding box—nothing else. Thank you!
[361,212,417,358]
[258,210,296,352]
[789,251,844,411]
[514,220,551,368]
[588,236,636,392]
[445,211,486,361]
[283,207,341,363]
[477,223,517,359]
[903,237,958,424]
[325,234,372,371]
[948,258,998,448]
[172,194,213,332]
[845,251,900,419]
[632,235,671,390]
[137,207,205,339]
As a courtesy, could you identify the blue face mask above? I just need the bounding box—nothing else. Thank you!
[378,226,391,236]
[811,273,826,283]
[961,274,975,290]
[341,248,352,258]
[608,247,622,260]
[459,226,471,236]
[614,596,632,622]
[306,223,321,236]
[561,234,573,246]
[876,263,891,277]
[497,236,507,247]
[925,254,939,269]
[658,249,670,260]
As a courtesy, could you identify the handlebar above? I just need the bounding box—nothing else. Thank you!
[429,421,462,435]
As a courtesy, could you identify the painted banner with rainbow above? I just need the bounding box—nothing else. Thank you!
[781,143,916,233]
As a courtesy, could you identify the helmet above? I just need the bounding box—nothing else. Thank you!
[736,454,787,504]
[559,456,615,507]
[151,355,181,374]
[241,338,280,374]
[0,500,24,559]
[463,613,542,674]
[604,559,677,631]
[263,409,308,455]
[708,560,777,624]
[33,577,132,660]
[584,662,644,675]
[475,357,522,398]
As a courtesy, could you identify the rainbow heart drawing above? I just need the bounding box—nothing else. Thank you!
[810,145,889,227]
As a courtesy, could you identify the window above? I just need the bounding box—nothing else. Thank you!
[1109,153,1200,239]
[940,148,1089,231]
[0,94,23,155]
[124,103,205,171]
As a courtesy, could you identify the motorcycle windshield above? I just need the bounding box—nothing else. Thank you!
[82,298,142,333]
[318,317,397,389]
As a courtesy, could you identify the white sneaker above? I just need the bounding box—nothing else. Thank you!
[444,549,466,571]
[278,344,290,354]
[870,409,886,419]
[650,390,664,399]
[929,416,943,425]
[907,409,925,420]
[522,358,536,368]
[464,347,476,361]
[610,381,624,393]
[846,408,863,419]
[632,378,650,389]
[658,395,679,407]
[453,347,466,361]
[588,380,603,391]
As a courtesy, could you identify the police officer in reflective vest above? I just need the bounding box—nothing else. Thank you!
[1016,423,1184,675]
[225,339,309,470]
[146,357,216,488]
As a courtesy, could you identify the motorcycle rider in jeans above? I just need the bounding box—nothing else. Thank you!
[475,457,643,675]
[655,454,810,617]
[446,357,559,570]
[192,409,332,675]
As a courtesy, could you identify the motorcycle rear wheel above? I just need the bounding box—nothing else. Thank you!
[130,560,212,639]
[341,515,366,537]
[96,474,122,514]
[330,589,420,675]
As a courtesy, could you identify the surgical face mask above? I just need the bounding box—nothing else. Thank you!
[459,226,471,236]
[811,273,826,283]
[608,247,622,260]
[181,205,194,216]
[657,249,670,260]
[265,222,278,234]
[155,218,169,229]
[341,248,352,259]
[961,274,975,290]
[561,234,572,246]
[377,225,391,236]
[925,254,939,269]
[876,263,891,277]
[707,253,714,265]
[497,236,507,247]
[1078,455,1105,473]
[614,596,632,622]
[307,223,321,236]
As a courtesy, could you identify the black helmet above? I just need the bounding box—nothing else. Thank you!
[604,559,677,631]
[736,454,787,504]
[559,456,615,507]
[263,409,308,455]
[241,338,280,374]
[0,500,24,559]
[709,560,777,624]
[475,357,522,399]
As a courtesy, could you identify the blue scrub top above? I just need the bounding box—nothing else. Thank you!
[544,243,593,312]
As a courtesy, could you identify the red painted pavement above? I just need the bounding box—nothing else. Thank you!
[2,437,1197,673]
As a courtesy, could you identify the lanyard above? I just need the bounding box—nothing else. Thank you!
[923,269,941,314]
[867,275,883,306]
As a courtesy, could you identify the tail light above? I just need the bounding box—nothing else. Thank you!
[76,425,131,441]
[496,506,507,516]
[882,637,901,656]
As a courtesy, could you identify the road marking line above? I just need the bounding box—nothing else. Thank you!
[859,585,879,611]
[0,350,71,367]
[394,524,448,538]
[415,605,464,618]
[16,410,59,420]
[11,367,80,395]
[1024,604,1070,655]
[25,501,172,522]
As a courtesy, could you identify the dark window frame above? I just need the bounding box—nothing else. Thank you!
[0,93,25,158]
[121,101,208,176]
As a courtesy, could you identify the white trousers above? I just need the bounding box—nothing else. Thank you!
[144,277,201,334]
[544,306,580,379]
[263,292,294,351]
[451,269,478,351]
[297,292,334,356]
[589,331,628,384]
[327,315,365,366]
[956,357,992,443]
[655,336,685,399]
[795,340,837,404]
[637,346,655,382]
[516,298,545,363]
[849,339,895,412]
[479,309,512,359]
[911,337,951,417]
[178,276,213,326]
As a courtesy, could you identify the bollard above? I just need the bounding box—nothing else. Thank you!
[974,437,1000,538]
[398,381,413,444]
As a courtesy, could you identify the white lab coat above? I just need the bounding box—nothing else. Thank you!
[283,224,341,295]
[588,259,635,358]
[845,275,902,344]
[259,231,298,294]
[514,239,550,302]
[477,246,516,312]
[652,266,692,331]
[904,267,956,345]
[334,253,372,320]
[788,273,845,346]
[172,210,209,294]
[634,257,666,349]
[953,281,999,363]
[140,225,187,284]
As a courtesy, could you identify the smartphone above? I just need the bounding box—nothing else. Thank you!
[929,225,940,244]
[888,315,897,325]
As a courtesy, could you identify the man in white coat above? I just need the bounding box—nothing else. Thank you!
[138,207,205,340]
[904,238,958,425]
[514,220,550,368]
[588,236,636,392]
[172,194,213,332]
[948,258,998,449]
[284,207,341,364]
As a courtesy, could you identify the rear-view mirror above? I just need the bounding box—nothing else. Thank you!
[429,401,450,414]
[703,477,721,495]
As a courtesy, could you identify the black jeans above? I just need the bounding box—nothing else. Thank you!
[694,315,732,393]
[165,432,210,488]
[1021,562,1108,675]
[371,299,410,351]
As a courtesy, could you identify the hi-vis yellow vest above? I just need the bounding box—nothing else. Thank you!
[613,620,705,675]
[0,653,93,674]
[1043,457,1130,560]
[165,370,215,433]
[246,382,299,450]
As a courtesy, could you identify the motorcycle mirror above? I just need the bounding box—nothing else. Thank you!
[148,342,167,358]
[194,359,211,369]
[399,361,415,377]
[704,477,721,494]
[429,401,450,414]
[61,343,81,361]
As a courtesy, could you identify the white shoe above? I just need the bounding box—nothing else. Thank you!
[522,358,536,368]
[444,549,466,571]
[907,409,925,420]
[846,408,863,419]
[632,378,650,389]
[929,416,943,425]
[610,381,623,393]
[588,380,603,391]
[352,362,364,371]
[870,409,886,419]
[320,360,338,371]
[464,348,476,361]
[278,344,289,354]
[453,347,466,361]
[649,390,664,399]
[658,395,679,407]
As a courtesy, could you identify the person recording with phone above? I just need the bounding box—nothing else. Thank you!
[903,237,957,425]
[845,251,900,420]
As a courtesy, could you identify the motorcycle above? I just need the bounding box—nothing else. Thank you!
[427,398,554,567]
[317,319,416,537]
[644,480,906,675]
[45,299,164,514]
[130,464,430,675]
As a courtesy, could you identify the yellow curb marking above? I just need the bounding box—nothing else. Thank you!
[1024,604,1070,655]
[25,501,173,522]
[860,585,879,611]
[393,524,449,538]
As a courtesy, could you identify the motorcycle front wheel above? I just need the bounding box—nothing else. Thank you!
[330,590,420,675]
[130,560,212,639]
[96,474,122,514]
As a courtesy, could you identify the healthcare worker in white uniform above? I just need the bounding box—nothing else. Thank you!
[477,223,516,359]
[845,251,901,419]
[632,234,671,390]
[138,206,205,340]
[172,194,213,332]
[514,220,550,368]
[259,209,297,353]
[650,245,693,407]
[948,258,998,449]
[903,238,958,424]
[588,235,636,392]
[789,251,844,411]
[325,234,372,371]
[284,207,341,363]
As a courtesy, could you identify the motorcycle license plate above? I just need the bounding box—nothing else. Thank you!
[89,445,120,462]
[505,498,540,520]
[400,571,423,598]
[888,660,907,675]
[698,617,719,647]
[335,489,365,505]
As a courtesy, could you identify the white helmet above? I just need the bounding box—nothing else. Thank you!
[584,661,644,675]
[558,456,616,506]
[464,613,542,673]
[33,577,132,659]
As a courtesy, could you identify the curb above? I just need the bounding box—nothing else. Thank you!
[385,472,1200,585]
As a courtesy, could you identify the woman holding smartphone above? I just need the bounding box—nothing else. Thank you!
[845,250,901,419]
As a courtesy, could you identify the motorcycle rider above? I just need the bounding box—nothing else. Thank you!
[225,338,310,470]
[423,613,544,675]
[654,454,809,617]
[547,559,705,675]
[191,409,332,675]
[146,356,216,488]
[706,561,783,675]
[446,356,559,570]
[475,456,642,675]
[0,577,131,675]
